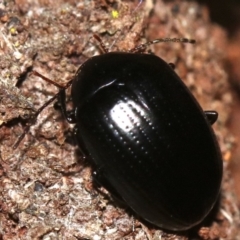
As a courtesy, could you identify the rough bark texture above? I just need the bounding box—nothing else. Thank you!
[0,0,239,239]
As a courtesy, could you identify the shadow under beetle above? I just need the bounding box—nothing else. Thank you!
[14,35,223,231]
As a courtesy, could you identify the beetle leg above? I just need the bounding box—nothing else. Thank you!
[73,125,89,158]
[92,168,126,205]
[204,110,218,125]
[58,89,76,124]
[168,63,175,69]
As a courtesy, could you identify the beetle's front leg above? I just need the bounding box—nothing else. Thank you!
[59,89,76,124]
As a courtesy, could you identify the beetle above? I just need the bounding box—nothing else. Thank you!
[14,36,222,231]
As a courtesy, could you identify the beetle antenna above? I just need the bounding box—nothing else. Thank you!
[31,71,72,88]
[129,37,196,53]
[13,72,73,150]
[93,34,109,53]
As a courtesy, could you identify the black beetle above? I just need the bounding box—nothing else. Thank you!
[14,36,222,231]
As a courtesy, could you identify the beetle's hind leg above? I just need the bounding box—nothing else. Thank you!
[204,111,218,125]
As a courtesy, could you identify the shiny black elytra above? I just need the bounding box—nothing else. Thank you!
[14,36,223,231]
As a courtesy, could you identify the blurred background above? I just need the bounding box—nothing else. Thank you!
[197,0,240,202]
